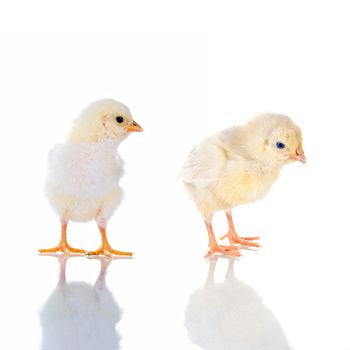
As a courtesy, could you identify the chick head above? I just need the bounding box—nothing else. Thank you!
[243,113,306,166]
[258,113,306,165]
[68,99,143,143]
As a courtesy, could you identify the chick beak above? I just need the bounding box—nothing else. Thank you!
[127,121,143,132]
[290,149,307,163]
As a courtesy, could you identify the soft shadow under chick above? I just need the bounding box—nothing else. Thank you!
[39,256,121,350]
[185,257,293,350]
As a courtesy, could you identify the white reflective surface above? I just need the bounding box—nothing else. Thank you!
[39,256,122,350]
[2,10,350,348]
[2,225,350,350]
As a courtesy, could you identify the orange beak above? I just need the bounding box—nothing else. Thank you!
[290,149,307,163]
[127,120,143,132]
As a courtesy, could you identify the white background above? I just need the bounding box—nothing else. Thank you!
[1,1,350,349]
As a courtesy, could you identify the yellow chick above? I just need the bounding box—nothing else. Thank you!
[39,99,143,257]
[180,113,306,258]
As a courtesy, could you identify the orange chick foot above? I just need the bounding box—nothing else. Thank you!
[204,244,241,259]
[86,246,133,258]
[38,244,86,255]
[220,233,261,248]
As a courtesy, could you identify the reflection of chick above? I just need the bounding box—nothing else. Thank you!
[185,257,292,350]
[39,99,143,257]
[180,113,305,257]
[39,256,121,350]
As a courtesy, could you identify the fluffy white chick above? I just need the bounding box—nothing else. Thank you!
[39,99,143,257]
[180,113,305,258]
[39,256,121,350]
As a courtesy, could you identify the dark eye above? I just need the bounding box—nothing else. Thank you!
[116,116,124,123]
[276,142,285,149]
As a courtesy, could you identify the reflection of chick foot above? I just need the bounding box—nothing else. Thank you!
[88,224,133,258]
[205,244,241,259]
[38,243,86,255]
[86,246,133,258]
[220,233,260,248]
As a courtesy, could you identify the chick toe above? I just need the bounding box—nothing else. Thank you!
[38,244,86,256]
[86,247,133,258]
[220,234,261,248]
[204,244,241,259]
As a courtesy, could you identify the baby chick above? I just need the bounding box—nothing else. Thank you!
[180,113,305,258]
[39,99,143,257]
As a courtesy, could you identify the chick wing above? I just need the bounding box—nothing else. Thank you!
[180,137,227,189]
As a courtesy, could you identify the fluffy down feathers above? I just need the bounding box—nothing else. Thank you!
[67,99,133,143]
[45,99,139,223]
[180,113,304,220]
[46,139,124,222]
[181,137,227,189]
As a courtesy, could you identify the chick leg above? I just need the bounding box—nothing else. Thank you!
[38,220,86,255]
[204,219,241,259]
[220,211,260,248]
[86,219,133,258]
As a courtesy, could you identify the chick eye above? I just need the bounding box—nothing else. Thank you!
[116,116,124,123]
[276,142,285,149]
